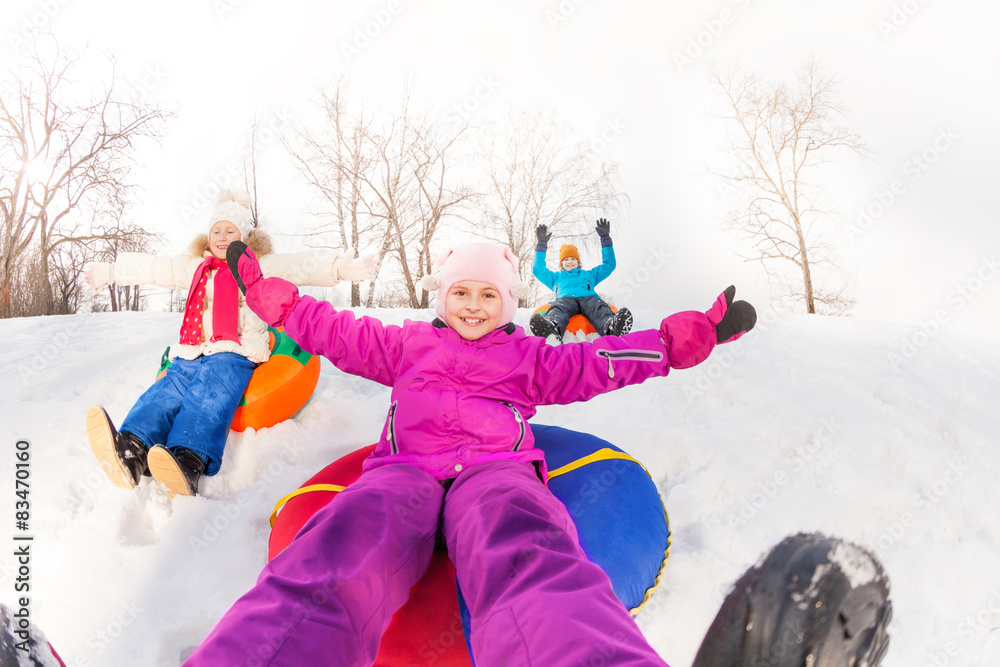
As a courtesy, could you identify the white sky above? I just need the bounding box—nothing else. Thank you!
[4,0,1000,340]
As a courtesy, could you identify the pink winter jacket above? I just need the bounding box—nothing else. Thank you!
[285,296,674,480]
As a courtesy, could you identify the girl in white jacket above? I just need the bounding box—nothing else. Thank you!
[83,190,374,497]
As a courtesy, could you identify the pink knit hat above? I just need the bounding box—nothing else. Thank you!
[420,243,529,326]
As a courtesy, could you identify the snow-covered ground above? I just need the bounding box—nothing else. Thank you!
[2,305,999,666]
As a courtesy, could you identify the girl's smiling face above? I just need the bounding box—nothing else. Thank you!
[208,221,242,259]
[445,280,503,341]
[561,257,580,270]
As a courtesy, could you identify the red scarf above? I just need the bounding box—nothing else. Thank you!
[179,256,240,346]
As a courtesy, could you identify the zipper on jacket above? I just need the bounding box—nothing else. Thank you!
[596,349,665,378]
[387,403,399,455]
[503,402,526,451]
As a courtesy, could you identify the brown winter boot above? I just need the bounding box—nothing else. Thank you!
[148,446,206,498]
[86,405,148,489]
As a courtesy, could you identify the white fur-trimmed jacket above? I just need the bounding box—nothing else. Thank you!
[106,230,350,363]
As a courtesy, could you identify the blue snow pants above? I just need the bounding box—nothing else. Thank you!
[120,352,257,475]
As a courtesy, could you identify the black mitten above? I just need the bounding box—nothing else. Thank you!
[710,285,757,343]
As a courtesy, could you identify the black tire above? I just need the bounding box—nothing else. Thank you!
[692,533,892,667]
[1,603,65,666]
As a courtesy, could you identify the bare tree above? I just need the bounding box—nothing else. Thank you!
[49,240,88,315]
[0,206,158,317]
[287,78,472,308]
[4,248,47,316]
[411,124,475,307]
[355,88,424,308]
[475,105,625,305]
[0,36,170,317]
[709,59,867,315]
[286,80,377,307]
[288,88,621,311]
[91,215,161,312]
[241,115,265,229]
[360,87,477,309]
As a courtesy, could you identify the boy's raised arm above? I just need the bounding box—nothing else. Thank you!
[593,218,617,282]
[532,224,558,288]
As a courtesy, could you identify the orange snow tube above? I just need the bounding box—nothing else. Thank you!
[156,327,319,432]
[532,303,618,336]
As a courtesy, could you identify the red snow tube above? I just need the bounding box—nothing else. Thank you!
[267,444,472,666]
[268,426,671,666]
[532,303,618,336]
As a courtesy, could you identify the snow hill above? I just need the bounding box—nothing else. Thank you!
[1,306,999,666]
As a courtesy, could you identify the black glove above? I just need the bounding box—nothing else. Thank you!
[536,224,552,252]
[595,218,612,247]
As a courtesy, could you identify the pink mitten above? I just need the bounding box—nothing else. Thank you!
[659,286,756,369]
[226,241,300,327]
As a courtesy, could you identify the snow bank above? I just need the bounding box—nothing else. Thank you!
[1,307,998,666]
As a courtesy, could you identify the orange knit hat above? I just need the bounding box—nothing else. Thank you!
[559,244,580,264]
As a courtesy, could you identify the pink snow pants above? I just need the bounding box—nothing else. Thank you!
[185,460,668,666]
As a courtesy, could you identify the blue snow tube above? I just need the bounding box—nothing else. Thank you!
[457,424,671,653]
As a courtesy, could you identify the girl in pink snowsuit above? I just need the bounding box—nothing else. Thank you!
[186,242,755,666]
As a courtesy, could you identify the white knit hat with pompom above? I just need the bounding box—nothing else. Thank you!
[208,189,253,237]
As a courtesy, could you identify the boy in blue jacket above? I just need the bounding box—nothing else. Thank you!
[530,218,632,339]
